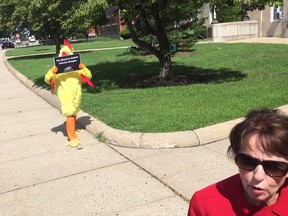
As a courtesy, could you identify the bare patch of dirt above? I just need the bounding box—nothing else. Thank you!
[119,74,196,88]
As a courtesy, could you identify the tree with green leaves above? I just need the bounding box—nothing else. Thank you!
[213,0,242,22]
[107,0,205,78]
[86,0,109,35]
[0,0,107,54]
[0,0,31,39]
[0,0,20,38]
[212,0,283,22]
[27,0,93,54]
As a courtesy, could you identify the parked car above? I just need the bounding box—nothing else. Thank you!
[1,41,15,49]
[15,39,21,44]
[29,36,36,42]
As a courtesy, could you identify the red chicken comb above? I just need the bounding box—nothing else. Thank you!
[64,39,73,50]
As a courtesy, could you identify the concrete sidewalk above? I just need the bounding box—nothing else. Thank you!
[225,36,288,44]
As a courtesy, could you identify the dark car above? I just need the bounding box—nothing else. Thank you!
[2,41,15,49]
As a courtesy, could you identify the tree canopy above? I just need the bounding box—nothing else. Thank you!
[212,0,283,22]
[27,0,93,54]
[86,0,108,33]
[0,0,107,54]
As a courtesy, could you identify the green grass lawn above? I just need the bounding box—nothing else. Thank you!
[6,41,288,132]
[6,37,134,57]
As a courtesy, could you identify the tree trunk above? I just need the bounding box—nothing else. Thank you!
[52,35,63,56]
[159,54,172,78]
[123,11,173,78]
[55,39,61,56]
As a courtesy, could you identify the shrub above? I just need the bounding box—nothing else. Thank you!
[216,2,242,22]
[129,46,151,56]
[119,28,132,40]
[194,27,207,39]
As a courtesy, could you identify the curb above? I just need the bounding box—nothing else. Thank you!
[4,54,288,149]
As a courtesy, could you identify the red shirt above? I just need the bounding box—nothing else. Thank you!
[188,174,288,216]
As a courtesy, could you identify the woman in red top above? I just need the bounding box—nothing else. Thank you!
[188,108,288,215]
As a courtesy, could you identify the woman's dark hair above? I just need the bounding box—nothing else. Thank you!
[227,108,288,159]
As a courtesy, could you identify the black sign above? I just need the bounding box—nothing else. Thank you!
[53,53,81,73]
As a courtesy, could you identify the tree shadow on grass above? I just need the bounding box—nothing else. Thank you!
[118,66,247,88]
[84,59,247,91]
[34,48,52,52]
[26,54,246,92]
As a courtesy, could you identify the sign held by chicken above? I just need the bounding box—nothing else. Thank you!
[54,53,80,73]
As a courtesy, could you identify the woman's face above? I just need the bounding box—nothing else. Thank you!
[239,134,288,206]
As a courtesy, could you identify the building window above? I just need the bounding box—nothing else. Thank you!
[272,6,283,21]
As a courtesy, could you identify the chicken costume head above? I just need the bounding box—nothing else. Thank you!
[59,39,74,57]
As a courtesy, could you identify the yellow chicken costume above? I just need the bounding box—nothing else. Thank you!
[44,39,94,147]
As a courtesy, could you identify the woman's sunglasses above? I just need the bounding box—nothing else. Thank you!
[235,153,288,177]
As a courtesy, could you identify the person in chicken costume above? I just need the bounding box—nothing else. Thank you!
[44,39,94,147]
